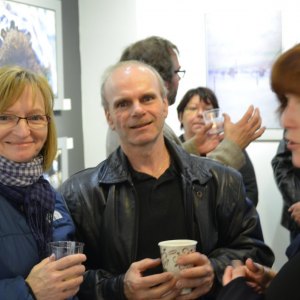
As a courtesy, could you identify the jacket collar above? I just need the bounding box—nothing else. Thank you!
[98,138,213,185]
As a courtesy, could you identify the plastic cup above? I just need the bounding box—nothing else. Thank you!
[203,108,224,134]
[48,241,84,259]
[158,239,197,295]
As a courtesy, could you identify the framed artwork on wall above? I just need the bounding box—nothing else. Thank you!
[205,11,283,140]
[0,0,69,110]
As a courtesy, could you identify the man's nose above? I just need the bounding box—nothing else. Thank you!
[131,102,145,115]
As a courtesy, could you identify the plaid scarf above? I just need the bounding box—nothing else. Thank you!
[0,156,55,258]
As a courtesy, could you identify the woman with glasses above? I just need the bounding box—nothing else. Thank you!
[0,66,86,299]
[177,87,259,206]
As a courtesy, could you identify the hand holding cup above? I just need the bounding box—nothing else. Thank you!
[203,108,224,135]
[158,239,197,295]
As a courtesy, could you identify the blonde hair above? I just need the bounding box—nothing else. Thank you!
[0,65,57,170]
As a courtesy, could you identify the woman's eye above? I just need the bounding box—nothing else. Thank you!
[0,115,12,121]
[29,115,43,120]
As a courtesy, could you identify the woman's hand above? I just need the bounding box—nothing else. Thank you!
[26,253,86,300]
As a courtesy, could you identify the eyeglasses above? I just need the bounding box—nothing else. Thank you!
[184,106,213,115]
[0,114,50,129]
[174,69,186,79]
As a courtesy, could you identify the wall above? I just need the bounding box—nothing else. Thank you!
[78,0,137,167]
[55,0,84,176]
[78,0,299,270]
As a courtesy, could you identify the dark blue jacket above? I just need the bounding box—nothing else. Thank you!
[0,187,75,300]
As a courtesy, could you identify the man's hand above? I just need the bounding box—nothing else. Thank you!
[26,253,86,300]
[289,202,300,225]
[223,105,265,149]
[124,258,180,299]
[175,252,214,299]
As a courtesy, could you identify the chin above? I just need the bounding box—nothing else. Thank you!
[292,154,300,168]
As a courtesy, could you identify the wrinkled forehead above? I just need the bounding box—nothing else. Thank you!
[105,64,160,93]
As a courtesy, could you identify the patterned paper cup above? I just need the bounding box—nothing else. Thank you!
[158,239,197,295]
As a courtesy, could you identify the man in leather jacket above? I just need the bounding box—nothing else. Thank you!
[60,61,274,300]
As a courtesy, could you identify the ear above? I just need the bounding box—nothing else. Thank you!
[105,109,115,130]
[162,97,169,119]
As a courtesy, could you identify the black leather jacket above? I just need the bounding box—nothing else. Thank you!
[271,138,300,233]
[60,140,274,300]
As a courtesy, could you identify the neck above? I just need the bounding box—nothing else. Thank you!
[183,131,193,141]
[122,137,170,178]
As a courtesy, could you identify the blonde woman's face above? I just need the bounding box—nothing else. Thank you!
[0,86,48,163]
[281,93,300,167]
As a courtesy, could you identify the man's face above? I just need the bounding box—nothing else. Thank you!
[104,64,168,150]
[167,50,181,106]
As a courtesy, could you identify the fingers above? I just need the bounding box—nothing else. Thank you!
[235,105,254,125]
[245,258,264,274]
[222,266,233,286]
[176,251,207,266]
[175,252,214,297]
[124,259,176,299]
[54,253,86,270]
[132,258,162,273]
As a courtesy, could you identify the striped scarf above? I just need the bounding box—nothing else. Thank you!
[0,155,55,258]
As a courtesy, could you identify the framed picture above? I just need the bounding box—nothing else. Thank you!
[0,0,65,110]
[44,137,69,189]
[205,11,283,140]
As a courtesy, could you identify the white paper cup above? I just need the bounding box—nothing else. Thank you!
[48,241,84,259]
[203,108,224,134]
[158,239,197,295]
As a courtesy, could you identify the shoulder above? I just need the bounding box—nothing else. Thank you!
[170,140,243,185]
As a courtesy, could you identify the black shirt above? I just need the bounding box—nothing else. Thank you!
[130,159,188,275]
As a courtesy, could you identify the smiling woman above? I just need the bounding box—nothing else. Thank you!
[0,65,86,300]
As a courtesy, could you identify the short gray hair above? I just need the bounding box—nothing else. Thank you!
[100,60,168,110]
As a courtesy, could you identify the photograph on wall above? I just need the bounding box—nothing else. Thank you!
[205,11,282,129]
[0,0,58,97]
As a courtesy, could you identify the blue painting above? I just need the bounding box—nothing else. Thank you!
[205,11,282,129]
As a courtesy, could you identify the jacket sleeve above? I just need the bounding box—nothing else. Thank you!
[59,173,127,300]
[239,150,259,206]
[271,138,300,207]
[0,276,35,300]
[207,138,246,170]
[52,191,76,241]
[203,166,275,285]
[216,277,264,300]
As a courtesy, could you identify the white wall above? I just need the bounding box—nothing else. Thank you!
[78,0,300,271]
